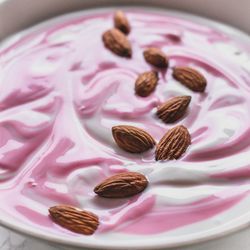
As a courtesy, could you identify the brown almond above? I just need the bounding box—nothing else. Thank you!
[156,96,191,123]
[143,48,168,68]
[135,71,159,97]
[102,28,132,58]
[114,10,131,35]
[173,67,207,92]
[94,172,148,198]
[155,125,191,161]
[112,125,155,153]
[49,205,99,235]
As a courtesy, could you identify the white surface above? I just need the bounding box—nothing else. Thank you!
[0,225,250,250]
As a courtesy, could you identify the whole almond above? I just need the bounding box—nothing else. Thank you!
[114,10,131,35]
[156,96,191,123]
[112,125,155,153]
[173,67,207,92]
[143,48,168,68]
[102,28,132,57]
[49,205,99,235]
[135,71,159,97]
[94,172,148,198]
[155,125,191,161]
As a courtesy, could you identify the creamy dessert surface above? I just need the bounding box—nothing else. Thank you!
[0,9,250,241]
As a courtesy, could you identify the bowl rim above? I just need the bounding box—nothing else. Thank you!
[0,5,250,250]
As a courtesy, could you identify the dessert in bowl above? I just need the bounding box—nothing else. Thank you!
[0,7,250,249]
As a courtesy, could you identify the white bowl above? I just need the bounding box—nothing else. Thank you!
[0,1,250,249]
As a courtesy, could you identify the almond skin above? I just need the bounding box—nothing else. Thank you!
[173,67,207,92]
[94,172,148,198]
[102,28,132,57]
[156,96,191,123]
[155,125,191,160]
[112,125,155,153]
[49,205,99,235]
[135,71,159,97]
[143,48,169,68]
[114,10,131,35]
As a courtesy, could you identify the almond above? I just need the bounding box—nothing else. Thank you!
[143,48,168,68]
[135,71,159,97]
[114,10,131,35]
[112,125,155,153]
[102,28,132,58]
[49,205,99,235]
[94,172,148,198]
[155,125,191,160]
[156,96,191,123]
[173,67,207,92]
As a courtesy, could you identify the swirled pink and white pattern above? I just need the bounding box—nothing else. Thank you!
[0,9,250,242]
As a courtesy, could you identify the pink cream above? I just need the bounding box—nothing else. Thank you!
[0,10,250,238]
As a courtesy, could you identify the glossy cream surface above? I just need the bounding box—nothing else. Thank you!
[0,9,250,241]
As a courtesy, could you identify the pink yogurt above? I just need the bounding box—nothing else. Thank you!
[0,9,250,239]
